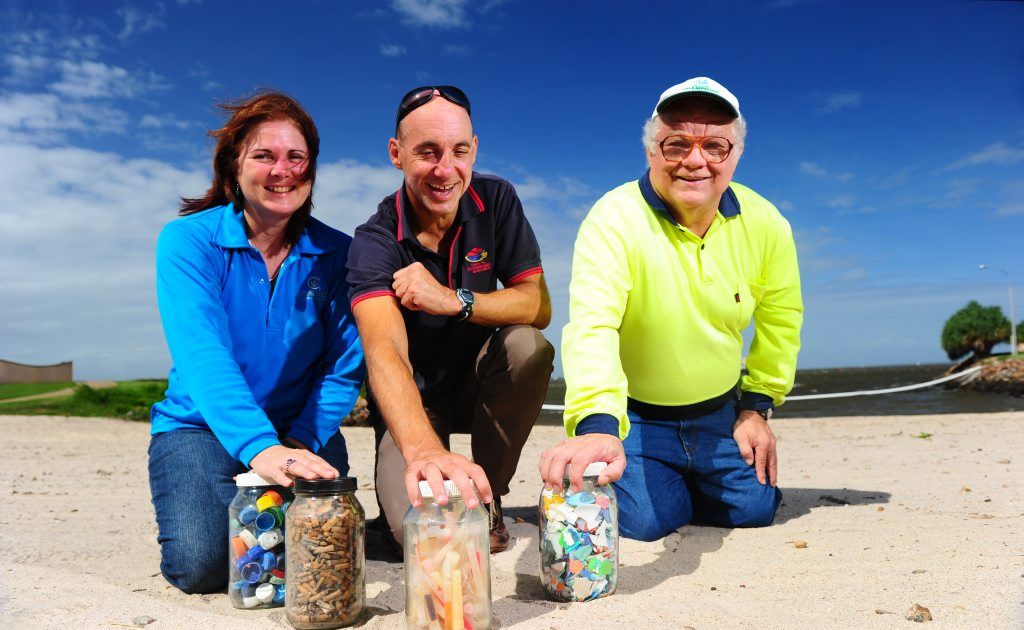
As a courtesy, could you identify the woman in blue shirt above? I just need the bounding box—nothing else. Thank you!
[149,91,365,593]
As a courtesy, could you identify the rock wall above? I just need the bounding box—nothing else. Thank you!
[0,359,73,383]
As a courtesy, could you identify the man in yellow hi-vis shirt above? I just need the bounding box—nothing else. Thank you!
[539,77,803,541]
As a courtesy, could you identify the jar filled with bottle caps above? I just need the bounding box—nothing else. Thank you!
[285,477,365,629]
[404,480,491,630]
[538,462,618,601]
[228,471,291,609]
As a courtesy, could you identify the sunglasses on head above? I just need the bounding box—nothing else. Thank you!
[395,85,471,133]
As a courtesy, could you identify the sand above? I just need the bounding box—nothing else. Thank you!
[1,412,1022,629]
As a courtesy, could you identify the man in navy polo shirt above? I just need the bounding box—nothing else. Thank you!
[347,86,554,552]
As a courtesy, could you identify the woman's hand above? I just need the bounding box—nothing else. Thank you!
[249,444,339,487]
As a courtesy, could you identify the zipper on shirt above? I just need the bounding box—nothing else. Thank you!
[263,253,294,327]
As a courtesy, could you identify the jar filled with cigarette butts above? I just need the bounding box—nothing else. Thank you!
[538,462,618,602]
[228,472,291,609]
[404,480,491,630]
[285,477,365,629]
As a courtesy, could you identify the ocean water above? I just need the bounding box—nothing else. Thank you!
[538,363,1024,425]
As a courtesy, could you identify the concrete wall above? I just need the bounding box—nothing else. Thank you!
[0,360,73,383]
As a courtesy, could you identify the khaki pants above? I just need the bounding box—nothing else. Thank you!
[370,325,555,542]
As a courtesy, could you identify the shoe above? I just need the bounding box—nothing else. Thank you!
[488,497,511,553]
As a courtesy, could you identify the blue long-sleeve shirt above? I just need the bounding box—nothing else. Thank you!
[150,204,365,465]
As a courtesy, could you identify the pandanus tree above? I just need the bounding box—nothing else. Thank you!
[941,301,1011,360]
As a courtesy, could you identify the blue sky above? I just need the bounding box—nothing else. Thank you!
[1,0,1022,380]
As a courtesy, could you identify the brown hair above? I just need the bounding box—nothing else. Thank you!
[179,90,320,243]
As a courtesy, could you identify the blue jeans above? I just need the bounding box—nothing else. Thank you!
[148,427,349,593]
[615,400,782,541]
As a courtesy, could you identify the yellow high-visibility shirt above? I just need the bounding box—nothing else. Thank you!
[562,172,803,439]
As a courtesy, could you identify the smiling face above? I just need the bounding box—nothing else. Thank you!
[389,96,477,222]
[647,101,742,219]
[236,119,312,224]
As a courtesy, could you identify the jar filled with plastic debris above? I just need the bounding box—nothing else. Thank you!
[538,462,618,601]
[228,471,291,609]
[404,480,491,629]
[285,477,365,629]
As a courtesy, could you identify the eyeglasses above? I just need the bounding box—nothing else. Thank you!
[395,85,471,132]
[658,134,734,164]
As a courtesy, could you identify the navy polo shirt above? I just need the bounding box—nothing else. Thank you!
[347,172,543,398]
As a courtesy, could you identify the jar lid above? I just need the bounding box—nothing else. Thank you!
[562,461,608,480]
[417,479,470,499]
[235,471,277,487]
[294,477,357,494]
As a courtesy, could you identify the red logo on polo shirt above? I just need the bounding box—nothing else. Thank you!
[465,247,492,274]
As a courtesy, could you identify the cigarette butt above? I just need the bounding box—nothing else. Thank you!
[451,569,463,630]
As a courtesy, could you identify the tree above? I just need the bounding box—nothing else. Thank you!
[941,301,1011,360]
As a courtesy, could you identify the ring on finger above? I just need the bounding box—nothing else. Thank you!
[284,458,297,473]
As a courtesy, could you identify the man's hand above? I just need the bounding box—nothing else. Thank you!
[393,262,461,315]
[404,444,493,510]
[250,444,339,487]
[538,434,626,493]
[733,410,778,486]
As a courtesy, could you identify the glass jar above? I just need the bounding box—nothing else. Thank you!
[228,472,291,609]
[285,477,365,629]
[404,480,491,630]
[538,462,618,601]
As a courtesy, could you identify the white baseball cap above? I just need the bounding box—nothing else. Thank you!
[652,76,741,119]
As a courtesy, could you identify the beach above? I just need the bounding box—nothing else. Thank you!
[1,413,1021,629]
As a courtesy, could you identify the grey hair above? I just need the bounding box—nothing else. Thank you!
[642,113,747,153]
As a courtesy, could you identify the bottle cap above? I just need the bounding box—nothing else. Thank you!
[417,479,472,499]
[235,471,277,487]
[293,477,357,494]
[254,511,277,532]
[255,582,275,603]
[562,461,608,480]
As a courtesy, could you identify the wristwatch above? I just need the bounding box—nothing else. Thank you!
[754,408,773,422]
[455,288,475,321]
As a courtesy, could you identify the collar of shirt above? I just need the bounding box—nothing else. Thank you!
[638,169,742,225]
[211,204,334,256]
[393,175,487,244]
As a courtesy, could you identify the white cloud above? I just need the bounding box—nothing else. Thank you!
[800,160,853,182]
[0,141,207,379]
[4,53,50,84]
[817,91,862,114]
[443,44,472,56]
[117,7,166,40]
[379,43,407,58]
[800,161,827,177]
[793,226,866,284]
[945,142,1024,170]
[0,92,129,141]
[992,201,1024,217]
[314,160,404,234]
[391,0,468,27]
[50,60,133,98]
[139,114,196,130]
[827,194,854,209]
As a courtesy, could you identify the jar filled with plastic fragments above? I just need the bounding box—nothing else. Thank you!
[538,462,618,601]
[228,471,291,609]
[285,477,365,629]
[404,480,491,630]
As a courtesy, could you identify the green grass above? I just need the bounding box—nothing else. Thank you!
[0,381,75,400]
[0,380,167,421]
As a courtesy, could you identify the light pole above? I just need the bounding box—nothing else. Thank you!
[979,264,1018,357]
